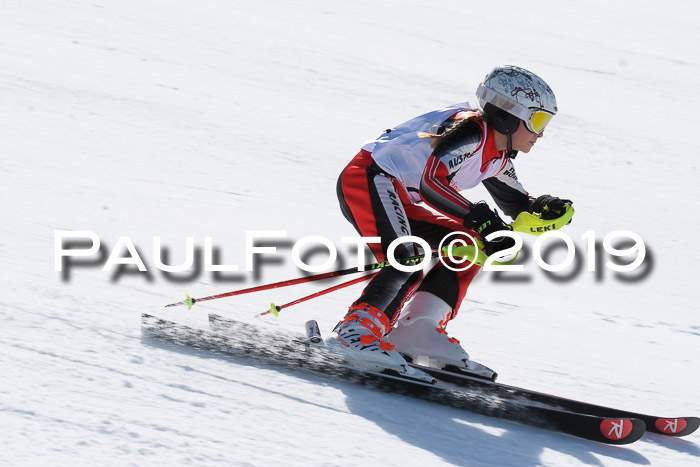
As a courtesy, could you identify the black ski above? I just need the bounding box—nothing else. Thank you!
[208,314,699,438]
[409,364,699,437]
[141,313,645,444]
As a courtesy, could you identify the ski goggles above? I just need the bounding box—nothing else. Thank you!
[524,109,554,134]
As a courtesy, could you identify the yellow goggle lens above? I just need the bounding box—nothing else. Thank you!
[529,111,554,134]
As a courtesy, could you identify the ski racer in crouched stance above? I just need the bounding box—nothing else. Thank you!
[327,65,572,381]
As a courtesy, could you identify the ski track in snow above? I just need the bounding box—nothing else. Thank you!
[2,0,699,465]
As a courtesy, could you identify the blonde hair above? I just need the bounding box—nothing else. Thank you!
[417,110,485,147]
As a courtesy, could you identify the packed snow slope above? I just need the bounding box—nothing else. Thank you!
[2,0,699,465]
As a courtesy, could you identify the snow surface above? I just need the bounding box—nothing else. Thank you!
[2,0,699,465]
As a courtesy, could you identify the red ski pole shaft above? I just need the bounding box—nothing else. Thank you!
[165,269,352,308]
[165,250,439,309]
[165,212,563,310]
[260,271,378,317]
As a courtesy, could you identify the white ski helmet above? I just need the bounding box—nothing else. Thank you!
[476,65,557,136]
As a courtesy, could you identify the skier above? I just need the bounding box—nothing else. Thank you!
[326,65,572,380]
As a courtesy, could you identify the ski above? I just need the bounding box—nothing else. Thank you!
[408,364,699,437]
[208,314,699,438]
[141,313,645,444]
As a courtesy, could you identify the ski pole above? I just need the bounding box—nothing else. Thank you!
[259,243,493,317]
[165,251,440,310]
[260,271,378,317]
[165,206,574,310]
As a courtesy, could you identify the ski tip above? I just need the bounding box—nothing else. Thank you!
[599,418,646,444]
[653,416,700,437]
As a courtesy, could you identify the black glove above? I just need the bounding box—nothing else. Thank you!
[528,195,572,220]
[463,203,515,256]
